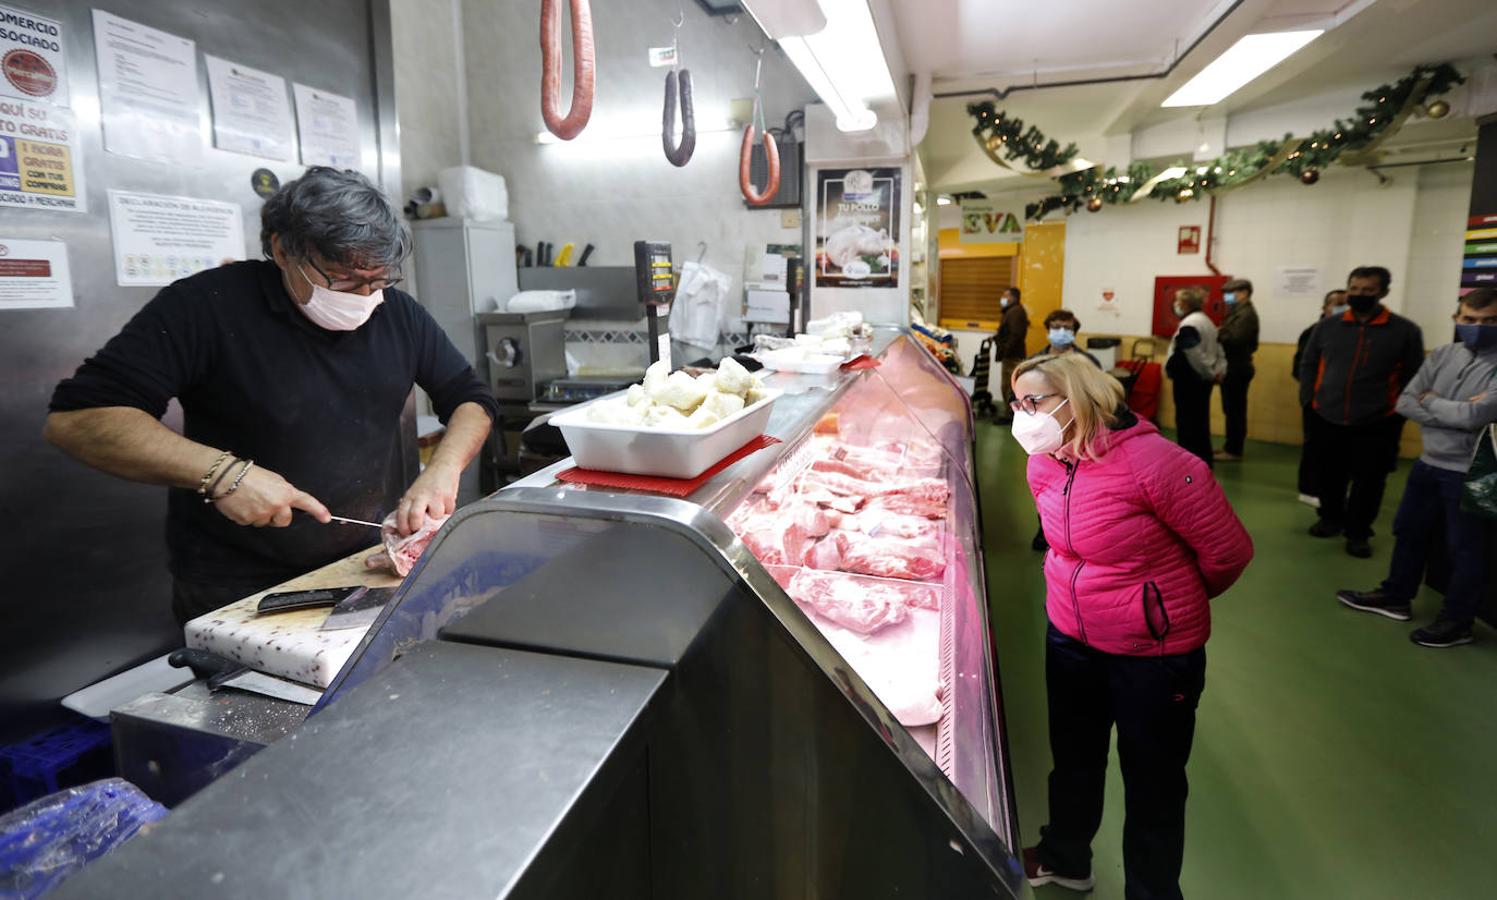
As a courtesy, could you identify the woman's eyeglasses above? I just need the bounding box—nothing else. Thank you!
[1011,392,1060,415]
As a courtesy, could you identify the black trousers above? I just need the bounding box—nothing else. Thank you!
[1220,370,1253,456]
[1297,404,1321,497]
[1310,413,1406,540]
[1171,374,1215,468]
[1037,625,1206,900]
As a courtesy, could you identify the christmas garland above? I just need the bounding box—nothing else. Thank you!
[967,64,1464,220]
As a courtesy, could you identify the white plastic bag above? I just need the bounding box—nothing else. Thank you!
[505,290,576,313]
[669,260,732,352]
[437,165,508,222]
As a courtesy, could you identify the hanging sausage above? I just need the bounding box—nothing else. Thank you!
[663,69,696,167]
[539,0,596,141]
[739,51,780,206]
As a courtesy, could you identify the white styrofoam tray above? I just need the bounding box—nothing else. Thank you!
[753,348,847,375]
[551,389,783,479]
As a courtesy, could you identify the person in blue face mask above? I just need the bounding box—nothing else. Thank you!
[1336,287,1497,648]
[1035,309,1103,367]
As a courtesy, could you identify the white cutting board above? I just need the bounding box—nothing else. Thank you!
[183,550,400,688]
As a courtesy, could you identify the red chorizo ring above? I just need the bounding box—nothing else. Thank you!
[663,69,696,167]
[540,0,595,140]
[739,124,780,206]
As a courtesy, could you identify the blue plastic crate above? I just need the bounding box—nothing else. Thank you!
[0,718,114,813]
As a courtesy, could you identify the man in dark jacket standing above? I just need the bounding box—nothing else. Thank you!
[1299,267,1424,558]
[995,286,1029,423]
[1216,278,1259,461]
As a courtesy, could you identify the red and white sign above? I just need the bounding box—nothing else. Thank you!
[1177,225,1201,255]
[0,238,71,309]
[0,5,68,104]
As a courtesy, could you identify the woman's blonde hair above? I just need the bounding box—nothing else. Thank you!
[1011,353,1126,461]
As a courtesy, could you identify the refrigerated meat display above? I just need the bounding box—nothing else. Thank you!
[54,329,1025,900]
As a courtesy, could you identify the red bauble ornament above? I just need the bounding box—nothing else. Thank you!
[1300,167,1321,185]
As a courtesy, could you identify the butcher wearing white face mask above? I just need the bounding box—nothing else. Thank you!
[46,167,499,623]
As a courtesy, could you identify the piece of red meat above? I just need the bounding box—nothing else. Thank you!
[805,537,843,570]
[365,512,450,576]
[834,530,945,581]
[863,493,947,520]
[730,507,812,566]
[787,569,911,634]
[850,508,941,540]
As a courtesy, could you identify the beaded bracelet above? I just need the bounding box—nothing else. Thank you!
[196,451,233,496]
[202,457,241,503]
[218,459,256,499]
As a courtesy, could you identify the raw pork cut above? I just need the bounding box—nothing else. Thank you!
[365,512,451,576]
[729,505,812,566]
[805,538,842,570]
[847,508,941,541]
[834,531,945,581]
[787,569,910,634]
[862,493,948,520]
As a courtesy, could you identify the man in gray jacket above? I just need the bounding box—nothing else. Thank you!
[1336,287,1497,647]
[1299,266,1425,557]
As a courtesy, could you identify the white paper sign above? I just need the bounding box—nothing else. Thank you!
[0,4,68,104]
[205,55,293,161]
[0,237,71,308]
[92,10,200,162]
[108,189,244,287]
[0,98,85,212]
[293,83,360,169]
[1275,266,1321,299]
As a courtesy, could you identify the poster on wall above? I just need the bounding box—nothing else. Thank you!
[0,4,68,105]
[0,99,85,212]
[0,237,71,309]
[293,83,360,169]
[1464,214,1497,289]
[816,167,900,289]
[1177,225,1201,254]
[205,55,294,161]
[1274,266,1321,298]
[959,198,1024,244]
[92,10,200,163]
[107,189,244,287]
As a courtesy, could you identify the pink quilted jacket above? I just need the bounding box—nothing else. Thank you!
[1026,416,1253,656]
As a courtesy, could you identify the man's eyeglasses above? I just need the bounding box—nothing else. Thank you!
[306,257,403,292]
[1011,392,1061,415]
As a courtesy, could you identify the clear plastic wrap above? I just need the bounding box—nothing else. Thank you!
[0,778,166,899]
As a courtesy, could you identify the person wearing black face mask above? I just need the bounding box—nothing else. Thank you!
[1298,266,1424,558]
[1336,288,1497,647]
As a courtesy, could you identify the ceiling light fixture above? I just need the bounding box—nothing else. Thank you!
[742,0,894,132]
[1162,30,1323,108]
[936,195,952,206]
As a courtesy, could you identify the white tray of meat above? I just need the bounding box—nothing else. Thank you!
[753,347,847,375]
[551,358,782,479]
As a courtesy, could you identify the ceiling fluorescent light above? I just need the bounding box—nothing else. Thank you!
[744,0,894,132]
[1162,30,1323,108]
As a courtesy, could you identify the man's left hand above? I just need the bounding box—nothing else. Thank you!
[397,462,459,535]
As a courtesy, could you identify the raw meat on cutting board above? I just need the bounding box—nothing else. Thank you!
[365,512,450,577]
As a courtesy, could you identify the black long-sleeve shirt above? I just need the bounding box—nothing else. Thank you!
[50,261,498,586]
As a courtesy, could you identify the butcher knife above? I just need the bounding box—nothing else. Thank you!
[320,586,396,632]
[167,648,323,706]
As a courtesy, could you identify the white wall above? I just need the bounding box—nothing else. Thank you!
[461,0,813,295]
[391,0,465,203]
[1060,163,1472,344]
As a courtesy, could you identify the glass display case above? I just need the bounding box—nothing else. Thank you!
[67,330,1025,899]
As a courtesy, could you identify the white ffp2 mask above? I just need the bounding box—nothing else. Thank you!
[293,264,384,331]
[1011,398,1071,456]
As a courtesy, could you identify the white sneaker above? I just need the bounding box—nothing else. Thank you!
[1298,493,1321,509]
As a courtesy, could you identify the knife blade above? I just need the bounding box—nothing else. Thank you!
[168,648,323,706]
[320,586,395,632]
[329,514,384,529]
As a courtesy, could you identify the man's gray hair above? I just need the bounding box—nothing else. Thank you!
[260,167,411,270]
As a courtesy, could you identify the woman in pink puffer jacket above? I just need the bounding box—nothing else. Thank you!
[1009,353,1253,900]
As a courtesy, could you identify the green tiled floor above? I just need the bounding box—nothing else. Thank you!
[975,422,1497,899]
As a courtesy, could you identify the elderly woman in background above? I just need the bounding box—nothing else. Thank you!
[46,167,498,622]
[1009,352,1253,900]
[1165,287,1227,467]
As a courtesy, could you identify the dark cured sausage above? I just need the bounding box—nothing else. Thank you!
[740,124,780,206]
[662,69,696,167]
[540,0,595,140]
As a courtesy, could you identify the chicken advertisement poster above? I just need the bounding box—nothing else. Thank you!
[816,167,900,289]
